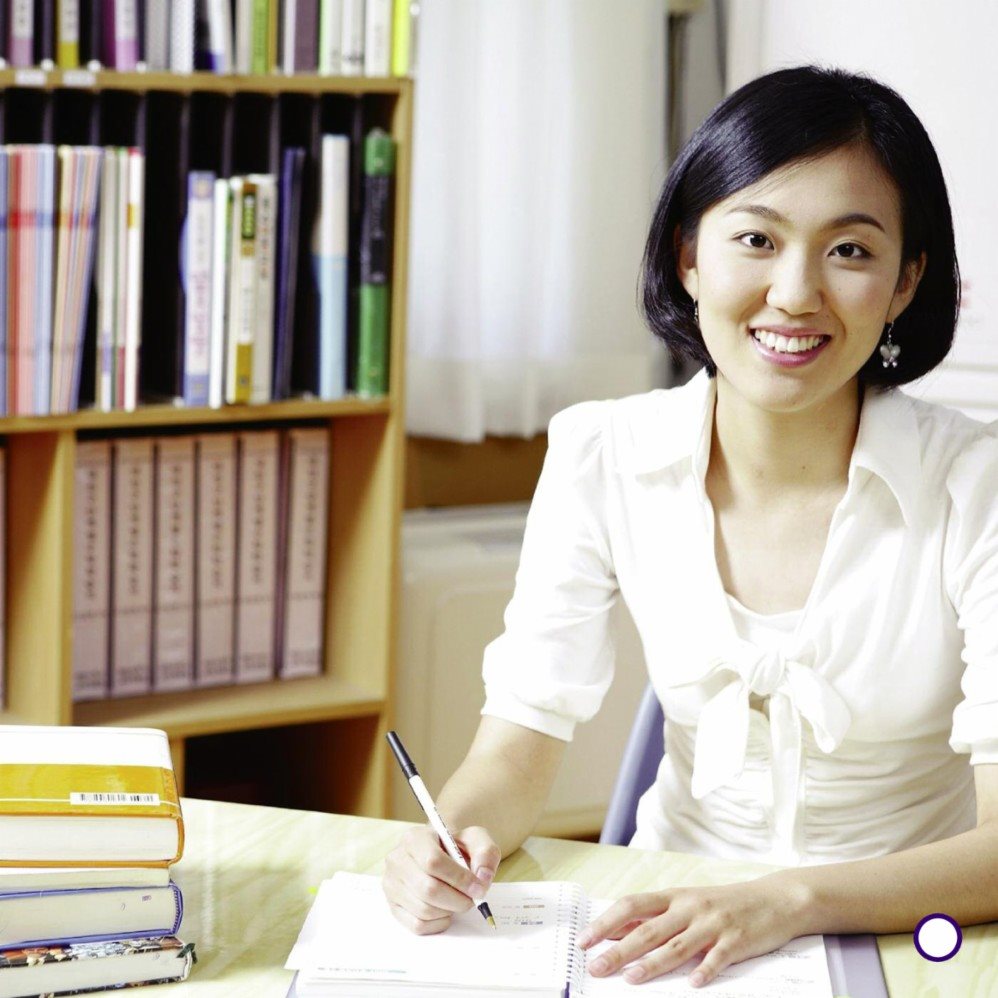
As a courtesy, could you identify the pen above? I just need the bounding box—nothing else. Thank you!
[386,730,496,929]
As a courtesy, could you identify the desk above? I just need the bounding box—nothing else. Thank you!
[171,798,998,997]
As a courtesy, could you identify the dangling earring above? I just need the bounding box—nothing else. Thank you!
[879,321,899,368]
[693,300,699,326]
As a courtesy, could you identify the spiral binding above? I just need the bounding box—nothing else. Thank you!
[562,884,588,997]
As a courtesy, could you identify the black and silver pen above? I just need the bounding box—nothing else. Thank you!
[386,730,496,929]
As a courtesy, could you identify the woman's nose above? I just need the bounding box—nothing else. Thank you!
[765,252,823,315]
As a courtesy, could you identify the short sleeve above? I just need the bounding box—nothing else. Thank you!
[945,425,998,765]
[480,402,619,742]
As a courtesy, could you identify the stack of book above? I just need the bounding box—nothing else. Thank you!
[1,0,415,76]
[0,724,193,996]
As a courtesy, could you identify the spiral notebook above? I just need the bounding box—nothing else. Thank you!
[286,872,834,997]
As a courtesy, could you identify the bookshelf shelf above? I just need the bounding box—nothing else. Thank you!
[0,397,391,434]
[0,68,413,821]
[73,675,385,739]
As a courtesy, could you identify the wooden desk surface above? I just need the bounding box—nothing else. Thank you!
[170,798,998,997]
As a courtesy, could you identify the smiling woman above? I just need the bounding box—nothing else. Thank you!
[381,65,998,992]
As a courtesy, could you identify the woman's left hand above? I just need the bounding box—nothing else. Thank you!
[577,873,811,988]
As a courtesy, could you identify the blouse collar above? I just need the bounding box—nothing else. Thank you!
[616,367,923,526]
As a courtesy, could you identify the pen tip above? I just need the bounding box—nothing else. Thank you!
[488,915,496,929]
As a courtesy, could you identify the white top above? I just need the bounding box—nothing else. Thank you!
[480,370,998,867]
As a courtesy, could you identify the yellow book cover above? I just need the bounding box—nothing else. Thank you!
[0,726,184,868]
[391,0,411,76]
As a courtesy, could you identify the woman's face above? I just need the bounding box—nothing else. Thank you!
[677,143,926,416]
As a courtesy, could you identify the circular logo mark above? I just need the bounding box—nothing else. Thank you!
[913,913,962,962]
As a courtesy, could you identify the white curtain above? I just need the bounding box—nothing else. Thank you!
[405,0,669,441]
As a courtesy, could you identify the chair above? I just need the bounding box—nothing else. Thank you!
[598,683,888,997]
[599,684,664,846]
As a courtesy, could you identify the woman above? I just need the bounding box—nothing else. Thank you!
[382,65,998,988]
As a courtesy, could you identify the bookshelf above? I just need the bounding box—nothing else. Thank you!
[0,69,412,820]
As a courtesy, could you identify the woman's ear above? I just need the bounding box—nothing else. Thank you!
[889,251,927,323]
[674,225,699,301]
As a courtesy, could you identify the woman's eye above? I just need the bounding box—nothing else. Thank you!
[738,233,771,250]
[832,242,870,259]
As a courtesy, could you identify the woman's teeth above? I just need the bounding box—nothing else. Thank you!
[751,329,825,354]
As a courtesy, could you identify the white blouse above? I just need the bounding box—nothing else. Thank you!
[480,370,998,867]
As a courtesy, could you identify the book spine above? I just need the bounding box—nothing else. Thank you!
[8,149,29,415]
[153,437,195,692]
[280,427,329,678]
[235,430,278,683]
[9,0,34,67]
[0,448,5,708]
[248,173,275,403]
[339,0,363,75]
[234,0,253,73]
[272,147,303,400]
[313,134,348,400]
[112,146,127,408]
[203,0,232,72]
[225,177,255,404]
[280,0,296,72]
[34,145,55,416]
[318,0,342,74]
[95,146,116,412]
[363,0,389,76]
[250,0,268,73]
[72,439,111,701]
[355,128,394,397]
[56,0,79,66]
[111,437,154,697]
[110,0,137,69]
[182,171,215,407]
[294,0,318,73]
[122,147,144,412]
[390,0,408,76]
[208,178,229,408]
[50,146,71,413]
[0,149,8,417]
[169,0,193,72]
[143,0,168,69]
[195,433,236,687]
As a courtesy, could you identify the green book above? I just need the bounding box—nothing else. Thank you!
[355,129,396,398]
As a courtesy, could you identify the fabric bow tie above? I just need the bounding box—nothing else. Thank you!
[671,638,852,864]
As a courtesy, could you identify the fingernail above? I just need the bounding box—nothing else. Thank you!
[624,965,646,983]
[576,929,593,948]
[468,880,485,899]
[588,957,609,975]
[690,972,705,987]
[475,866,494,885]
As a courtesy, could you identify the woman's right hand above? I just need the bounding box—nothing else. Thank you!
[382,824,501,934]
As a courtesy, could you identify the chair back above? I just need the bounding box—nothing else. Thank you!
[599,683,665,845]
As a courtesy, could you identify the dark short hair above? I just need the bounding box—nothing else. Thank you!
[641,65,960,387]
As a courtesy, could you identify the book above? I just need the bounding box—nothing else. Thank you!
[121,146,144,411]
[286,873,836,998]
[0,881,183,948]
[181,170,215,407]
[355,127,395,397]
[72,438,111,702]
[0,724,184,867]
[318,0,343,74]
[248,171,276,404]
[144,0,168,69]
[208,176,229,408]
[95,144,117,411]
[339,0,363,75]
[33,145,56,416]
[273,146,305,400]
[204,0,233,71]
[0,865,171,893]
[35,0,54,65]
[0,936,193,996]
[169,0,194,72]
[225,176,255,404]
[312,134,349,400]
[105,0,138,69]
[363,0,390,76]
[0,148,7,415]
[9,0,34,67]
[390,0,409,76]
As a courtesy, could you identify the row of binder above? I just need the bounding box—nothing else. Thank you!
[0,0,413,76]
[72,426,330,701]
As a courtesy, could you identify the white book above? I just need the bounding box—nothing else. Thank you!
[235,430,279,683]
[169,0,195,72]
[0,865,171,893]
[319,0,343,74]
[235,0,254,73]
[247,173,276,404]
[122,149,144,413]
[195,433,236,687]
[225,177,256,404]
[111,437,154,697]
[281,0,297,72]
[182,171,215,407]
[95,148,117,412]
[72,440,111,702]
[340,0,365,75]
[363,0,390,76]
[205,0,234,72]
[208,178,230,408]
[144,0,170,69]
[152,436,196,693]
[280,428,329,679]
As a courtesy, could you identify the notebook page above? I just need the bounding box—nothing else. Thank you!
[581,899,833,998]
[286,872,581,993]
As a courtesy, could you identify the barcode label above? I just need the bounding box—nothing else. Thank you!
[70,792,161,806]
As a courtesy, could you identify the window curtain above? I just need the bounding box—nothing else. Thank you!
[405,0,669,441]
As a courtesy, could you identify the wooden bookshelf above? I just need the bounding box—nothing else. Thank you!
[0,73,413,822]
